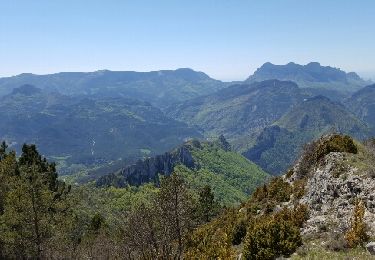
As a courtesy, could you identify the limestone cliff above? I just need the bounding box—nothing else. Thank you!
[285,135,375,238]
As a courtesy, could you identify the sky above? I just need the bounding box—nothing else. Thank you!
[0,0,374,81]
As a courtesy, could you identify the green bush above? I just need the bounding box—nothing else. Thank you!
[297,134,358,178]
[251,177,291,204]
[231,219,247,245]
[315,135,357,161]
[274,204,309,228]
[243,218,302,260]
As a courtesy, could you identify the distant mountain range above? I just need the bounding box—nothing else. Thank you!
[0,85,200,172]
[246,62,369,93]
[0,62,373,177]
[0,68,228,108]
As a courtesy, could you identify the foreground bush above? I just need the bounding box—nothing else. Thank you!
[243,217,302,260]
[345,200,369,248]
[297,134,358,178]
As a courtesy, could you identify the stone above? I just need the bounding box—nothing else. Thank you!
[366,242,375,255]
[291,151,375,237]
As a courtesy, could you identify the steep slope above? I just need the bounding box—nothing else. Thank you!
[246,62,369,94]
[96,138,269,205]
[0,85,201,171]
[0,69,227,108]
[185,134,375,259]
[166,80,303,150]
[289,136,375,238]
[347,83,375,127]
[244,96,372,174]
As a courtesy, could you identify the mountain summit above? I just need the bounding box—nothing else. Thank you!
[246,62,368,92]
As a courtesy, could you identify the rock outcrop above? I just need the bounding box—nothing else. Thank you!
[285,135,375,238]
[96,143,196,187]
[299,152,375,236]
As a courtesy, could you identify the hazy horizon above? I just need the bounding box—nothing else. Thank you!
[1,0,374,81]
[0,61,374,82]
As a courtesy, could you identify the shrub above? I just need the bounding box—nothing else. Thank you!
[292,178,307,199]
[267,177,292,203]
[185,225,234,259]
[243,218,302,260]
[296,134,357,178]
[315,135,357,161]
[345,200,369,248]
[251,184,268,202]
[231,219,247,245]
[273,204,309,229]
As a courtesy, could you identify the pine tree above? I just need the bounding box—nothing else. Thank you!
[0,141,8,161]
[197,185,220,223]
[157,172,195,259]
[0,144,70,258]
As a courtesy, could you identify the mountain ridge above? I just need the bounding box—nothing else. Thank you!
[166,79,303,150]
[0,68,228,108]
[246,62,369,93]
[243,95,372,174]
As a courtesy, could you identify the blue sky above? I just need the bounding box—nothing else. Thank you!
[0,0,374,81]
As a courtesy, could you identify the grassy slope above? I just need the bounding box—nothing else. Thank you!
[179,143,269,205]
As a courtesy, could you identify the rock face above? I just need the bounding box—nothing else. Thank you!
[118,145,195,186]
[283,134,375,241]
[298,152,375,236]
[96,144,195,187]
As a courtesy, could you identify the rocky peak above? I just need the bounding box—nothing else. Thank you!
[285,134,375,238]
[96,143,195,187]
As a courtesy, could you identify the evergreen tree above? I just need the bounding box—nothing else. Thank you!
[197,185,220,223]
[0,143,71,258]
[0,141,8,161]
[157,172,195,259]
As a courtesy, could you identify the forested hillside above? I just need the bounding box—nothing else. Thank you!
[0,85,200,173]
[166,80,303,150]
[97,137,269,205]
[244,96,372,174]
[0,140,267,258]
